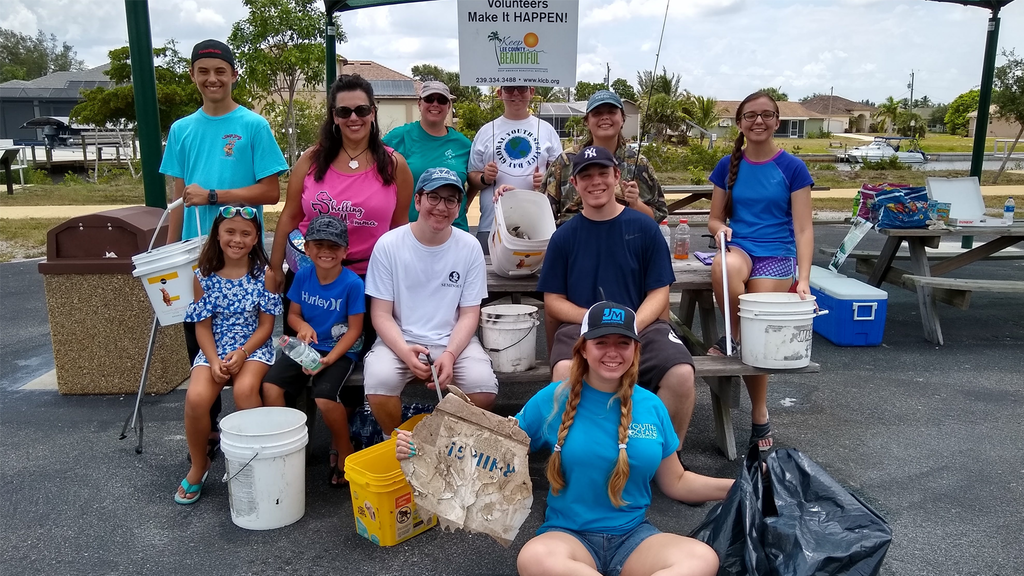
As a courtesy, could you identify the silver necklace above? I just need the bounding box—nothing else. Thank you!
[343,146,368,169]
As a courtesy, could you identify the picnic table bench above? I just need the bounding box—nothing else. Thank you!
[664,185,832,218]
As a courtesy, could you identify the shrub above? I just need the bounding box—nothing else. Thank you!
[862,156,911,170]
[0,168,52,185]
[813,162,838,171]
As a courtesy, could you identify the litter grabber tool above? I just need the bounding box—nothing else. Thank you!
[425,352,445,403]
[718,230,734,357]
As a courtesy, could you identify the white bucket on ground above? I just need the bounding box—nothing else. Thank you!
[480,304,539,373]
[488,190,556,278]
[132,236,203,326]
[220,407,309,530]
[738,293,819,369]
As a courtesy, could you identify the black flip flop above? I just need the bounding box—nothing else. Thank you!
[750,421,773,452]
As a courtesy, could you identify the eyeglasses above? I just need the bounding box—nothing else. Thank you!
[741,111,778,122]
[422,192,460,209]
[421,94,450,106]
[501,86,530,95]
[220,206,257,220]
[334,105,374,119]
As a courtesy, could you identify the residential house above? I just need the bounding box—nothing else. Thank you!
[537,99,639,139]
[799,95,877,133]
[712,100,827,139]
[0,65,114,141]
[968,105,1022,139]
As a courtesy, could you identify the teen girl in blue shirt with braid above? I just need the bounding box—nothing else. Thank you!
[707,91,815,452]
[397,302,732,576]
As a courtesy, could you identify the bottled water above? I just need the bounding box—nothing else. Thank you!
[672,218,690,260]
[1005,197,1015,224]
[660,219,671,249]
[276,335,322,371]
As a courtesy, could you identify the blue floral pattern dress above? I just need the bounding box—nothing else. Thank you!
[184,268,282,368]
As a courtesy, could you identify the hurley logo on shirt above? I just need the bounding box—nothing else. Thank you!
[222,134,242,158]
[301,291,345,311]
[441,270,462,288]
[628,423,659,440]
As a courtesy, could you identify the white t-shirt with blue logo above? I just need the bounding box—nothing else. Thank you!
[286,265,366,358]
[515,380,680,535]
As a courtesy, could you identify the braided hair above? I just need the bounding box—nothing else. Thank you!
[723,91,779,218]
[311,74,395,186]
[546,337,642,507]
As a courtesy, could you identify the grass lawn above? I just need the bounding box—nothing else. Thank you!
[0,218,64,262]
[747,135,1010,155]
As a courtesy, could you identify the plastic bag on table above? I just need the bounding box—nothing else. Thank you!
[691,444,892,576]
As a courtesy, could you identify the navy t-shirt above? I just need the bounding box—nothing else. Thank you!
[537,208,674,311]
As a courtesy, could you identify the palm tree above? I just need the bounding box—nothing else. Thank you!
[874,96,902,134]
[488,31,501,64]
[637,67,683,100]
[689,95,720,144]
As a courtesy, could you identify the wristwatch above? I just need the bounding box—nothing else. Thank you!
[208,189,218,205]
[480,174,490,187]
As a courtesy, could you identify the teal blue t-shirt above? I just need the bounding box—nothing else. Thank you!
[382,121,471,232]
[515,380,680,535]
[286,265,366,359]
[160,105,289,239]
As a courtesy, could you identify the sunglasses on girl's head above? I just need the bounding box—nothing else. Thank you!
[333,105,374,119]
[741,111,778,122]
[421,94,450,106]
[219,206,257,220]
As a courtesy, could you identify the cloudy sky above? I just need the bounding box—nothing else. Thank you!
[3,0,1022,104]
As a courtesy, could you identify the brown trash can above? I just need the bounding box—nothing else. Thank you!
[38,206,192,395]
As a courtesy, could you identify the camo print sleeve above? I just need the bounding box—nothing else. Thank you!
[543,151,581,226]
[621,148,668,223]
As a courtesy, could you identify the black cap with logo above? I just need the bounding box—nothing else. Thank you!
[580,301,639,341]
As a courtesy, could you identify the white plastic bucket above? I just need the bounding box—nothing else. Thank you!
[488,190,556,278]
[738,293,820,369]
[219,407,309,530]
[480,304,539,373]
[131,238,203,326]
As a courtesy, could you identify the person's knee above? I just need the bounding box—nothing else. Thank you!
[691,540,720,574]
[466,392,496,410]
[659,363,696,397]
[516,538,562,576]
[551,359,571,383]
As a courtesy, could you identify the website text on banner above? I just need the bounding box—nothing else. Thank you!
[458,0,580,87]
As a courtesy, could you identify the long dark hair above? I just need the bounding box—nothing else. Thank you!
[311,74,395,186]
[197,204,269,278]
[723,91,779,217]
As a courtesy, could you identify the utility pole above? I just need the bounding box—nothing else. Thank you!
[604,63,611,88]
[907,71,915,109]
[826,86,834,136]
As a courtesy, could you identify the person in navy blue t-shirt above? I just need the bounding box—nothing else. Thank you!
[262,215,365,487]
[707,91,815,452]
[537,146,697,449]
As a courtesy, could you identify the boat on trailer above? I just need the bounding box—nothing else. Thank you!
[843,136,927,164]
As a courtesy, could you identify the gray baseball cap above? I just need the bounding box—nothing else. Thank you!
[586,90,624,113]
[420,81,455,100]
[305,214,348,247]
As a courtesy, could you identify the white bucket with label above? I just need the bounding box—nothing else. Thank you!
[738,293,823,369]
[131,199,204,326]
[479,304,539,373]
[220,407,309,530]
[488,190,556,278]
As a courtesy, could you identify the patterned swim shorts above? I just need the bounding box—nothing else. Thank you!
[749,255,797,280]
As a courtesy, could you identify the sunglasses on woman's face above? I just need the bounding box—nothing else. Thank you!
[333,105,374,119]
[220,206,257,220]
[421,94,450,106]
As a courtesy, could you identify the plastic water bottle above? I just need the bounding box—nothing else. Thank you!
[673,218,690,260]
[660,219,671,249]
[276,335,322,371]
[1005,197,1015,224]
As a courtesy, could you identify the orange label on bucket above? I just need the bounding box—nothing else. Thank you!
[147,271,180,284]
[512,251,542,258]
[395,492,412,508]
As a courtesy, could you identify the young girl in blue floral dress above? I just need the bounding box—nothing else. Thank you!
[175,205,282,504]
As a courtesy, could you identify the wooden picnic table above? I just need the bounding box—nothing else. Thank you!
[860,225,1024,345]
[664,185,713,216]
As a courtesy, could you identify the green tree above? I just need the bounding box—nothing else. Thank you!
[991,49,1024,183]
[229,0,330,165]
[0,28,85,82]
[573,81,605,102]
[874,96,902,134]
[758,86,789,101]
[912,95,934,108]
[858,98,876,107]
[610,78,637,102]
[534,86,564,102]
[410,63,482,104]
[928,104,949,131]
[637,67,683,100]
[894,109,926,138]
[799,92,828,102]
[688,95,720,144]
[563,116,585,140]
[262,98,321,156]
[944,89,980,136]
[453,99,504,140]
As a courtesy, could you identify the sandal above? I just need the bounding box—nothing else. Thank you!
[707,336,740,357]
[328,449,348,488]
[174,469,210,505]
[750,421,774,452]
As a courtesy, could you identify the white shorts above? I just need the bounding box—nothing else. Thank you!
[362,336,499,397]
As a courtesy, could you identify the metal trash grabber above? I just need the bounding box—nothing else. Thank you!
[718,230,734,357]
[424,352,445,404]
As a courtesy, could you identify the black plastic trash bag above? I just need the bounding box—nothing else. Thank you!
[691,445,892,576]
[349,402,434,450]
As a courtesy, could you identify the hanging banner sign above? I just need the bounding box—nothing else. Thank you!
[457,0,579,87]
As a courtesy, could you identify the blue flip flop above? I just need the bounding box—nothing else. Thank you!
[174,469,210,505]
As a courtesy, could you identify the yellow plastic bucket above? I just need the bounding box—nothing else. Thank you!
[344,438,436,546]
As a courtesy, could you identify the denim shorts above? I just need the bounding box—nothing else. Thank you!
[544,520,661,576]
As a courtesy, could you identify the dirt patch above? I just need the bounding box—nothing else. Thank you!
[0,239,45,263]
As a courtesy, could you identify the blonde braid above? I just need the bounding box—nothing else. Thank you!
[607,344,641,507]
[545,338,588,496]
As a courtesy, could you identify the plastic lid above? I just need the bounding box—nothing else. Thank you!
[660,219,668,224]
[679,218,688,224]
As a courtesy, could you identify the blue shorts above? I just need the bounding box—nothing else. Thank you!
[542,520,661,576]
[749,255,796,281]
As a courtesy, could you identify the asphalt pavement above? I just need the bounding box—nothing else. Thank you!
[1,224,1022,576]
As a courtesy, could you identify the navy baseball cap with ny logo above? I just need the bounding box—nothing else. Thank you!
[580,301,639,341]
[571,145,618,177]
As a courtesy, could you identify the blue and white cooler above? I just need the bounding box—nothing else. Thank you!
[809,266,888,346]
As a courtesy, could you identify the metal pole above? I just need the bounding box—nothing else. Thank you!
[970,9,1000,179]
[124,0,165,209]
[326,12,337,95]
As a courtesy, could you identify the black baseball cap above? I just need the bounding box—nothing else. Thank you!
[305,214,348,247]
[191,39,235,69]
[580,301,639,341]
[571,145,618,177]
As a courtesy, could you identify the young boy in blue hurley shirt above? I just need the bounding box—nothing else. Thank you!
[262,215,365,487]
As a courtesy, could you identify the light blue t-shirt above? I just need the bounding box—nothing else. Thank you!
[160,105,288,239]
[515,380,679,535]
[286,265,366,358]
[382,121,472,232]
[708,149,813,258]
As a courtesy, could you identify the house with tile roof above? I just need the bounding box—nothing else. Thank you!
[799,95,877,133]
[712,100,828,140]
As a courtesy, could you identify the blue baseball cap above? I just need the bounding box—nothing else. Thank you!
[571,145,618,177]
[416,167,464,196]
[586,90,624,113]
[581,301,639,341]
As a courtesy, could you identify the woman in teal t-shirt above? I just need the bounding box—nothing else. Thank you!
[382,81,481,232]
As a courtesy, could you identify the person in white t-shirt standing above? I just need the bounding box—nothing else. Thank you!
[468,86,563,254]
[363,167,498,435]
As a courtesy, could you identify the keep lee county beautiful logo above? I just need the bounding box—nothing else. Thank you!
[487,31,544,65]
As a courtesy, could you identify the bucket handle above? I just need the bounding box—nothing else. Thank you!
[483,320,539,353]
[223,451,259,483]
[747,309,828,318]
[148,197,204,252]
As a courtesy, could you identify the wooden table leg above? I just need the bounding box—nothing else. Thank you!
[677,291,697,333]
[868,236,903,288]
[696,290,719,348]
[705,375,738,460]
[907,238,943,345]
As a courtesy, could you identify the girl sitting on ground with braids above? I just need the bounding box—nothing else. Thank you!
[399,301,732,576]
[707,92,814,453]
